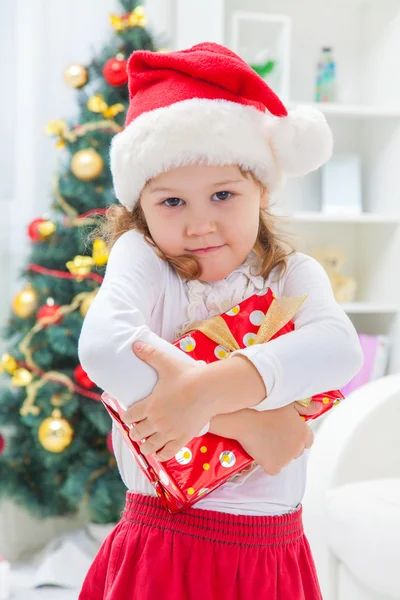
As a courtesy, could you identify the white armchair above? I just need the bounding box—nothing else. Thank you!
[303,374,400,600]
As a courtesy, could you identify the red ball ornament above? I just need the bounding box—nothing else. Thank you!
[103,57,128,86]
[74,364,96,389]
[37,303,62,326]
[28,218,56,242]
[0,433,5,455]
[28,218,46,242]
[107,431,114,454]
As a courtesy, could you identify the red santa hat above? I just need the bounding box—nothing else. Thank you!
[110,42,333,211]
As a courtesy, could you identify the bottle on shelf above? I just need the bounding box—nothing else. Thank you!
[315,47,336,102]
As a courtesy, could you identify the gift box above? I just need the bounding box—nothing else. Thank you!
[102,288,344,513]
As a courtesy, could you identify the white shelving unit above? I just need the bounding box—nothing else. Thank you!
[277,211,400,224]
[339,303,399,315]
[172,0,400,373]
[288,102,400,119]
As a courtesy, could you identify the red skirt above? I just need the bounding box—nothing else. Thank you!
[79,492,322,600]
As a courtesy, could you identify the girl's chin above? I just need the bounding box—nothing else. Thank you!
[198,265,235,283]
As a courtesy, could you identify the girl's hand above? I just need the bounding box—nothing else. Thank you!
[234,405,314,475]
[122,342,214,461]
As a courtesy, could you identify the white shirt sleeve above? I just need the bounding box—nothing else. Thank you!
[231,253,364,411]
[78,230,198,411]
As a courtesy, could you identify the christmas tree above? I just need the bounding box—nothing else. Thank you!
[0,1,156,524]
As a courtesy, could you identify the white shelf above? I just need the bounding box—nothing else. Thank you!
[340,303,399,315]
[280,211,400,224]
[288,101,400,119]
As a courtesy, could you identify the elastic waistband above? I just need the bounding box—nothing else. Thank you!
[122,492,304,548]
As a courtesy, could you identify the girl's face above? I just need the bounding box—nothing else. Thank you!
[140,164,267,282]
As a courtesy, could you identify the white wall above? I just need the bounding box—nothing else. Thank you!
[0,0,123,332]
[0,1,16,335]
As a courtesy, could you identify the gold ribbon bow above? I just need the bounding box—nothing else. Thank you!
[186,295,312,408]
[110,6,146,31]
[87,94,125,119]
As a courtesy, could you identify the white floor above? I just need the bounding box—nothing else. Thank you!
[9,564,78,600]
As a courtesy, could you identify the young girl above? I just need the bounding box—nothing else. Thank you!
[78,43,363,599]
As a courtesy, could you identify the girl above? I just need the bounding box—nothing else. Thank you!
[78,43,362,599]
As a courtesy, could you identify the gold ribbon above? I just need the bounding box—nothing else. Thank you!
[187,315,240,351]
[87,94,125,119]
[186,295,306,348]
[185,294,312,408]
[110,6,146,31]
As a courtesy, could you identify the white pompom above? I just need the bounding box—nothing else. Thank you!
[268,106,333,177]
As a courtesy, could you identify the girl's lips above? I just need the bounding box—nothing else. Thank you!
[188,245,225,255]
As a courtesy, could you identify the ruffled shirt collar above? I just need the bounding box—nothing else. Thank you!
[177,253,265,337]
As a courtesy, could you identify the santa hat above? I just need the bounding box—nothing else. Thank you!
[110,42,333,211]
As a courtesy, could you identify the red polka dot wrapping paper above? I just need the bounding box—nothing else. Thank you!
[102,288,344,513]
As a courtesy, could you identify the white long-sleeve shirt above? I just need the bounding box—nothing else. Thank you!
[78,229,363,516]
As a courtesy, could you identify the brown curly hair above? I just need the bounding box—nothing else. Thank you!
[97,170,295,281]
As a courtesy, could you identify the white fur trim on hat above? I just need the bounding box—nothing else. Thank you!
[110,99,333,211]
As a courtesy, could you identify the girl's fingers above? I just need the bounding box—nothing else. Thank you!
[122,397,149,425]
[294,428,314,459]
[156,440,184,463]
[140,432,167,456]
[129,419,157,443]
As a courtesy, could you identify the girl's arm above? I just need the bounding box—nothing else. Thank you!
[209,406,314,475]
[78,230,198,410]
[193,253,363,415]
[122,254,362,459]
[124,343,315,462]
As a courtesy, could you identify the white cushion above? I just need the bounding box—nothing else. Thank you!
[326,478,400,598]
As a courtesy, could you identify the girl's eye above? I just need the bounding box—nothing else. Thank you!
[212,191,232,201]
[163,197,184,207]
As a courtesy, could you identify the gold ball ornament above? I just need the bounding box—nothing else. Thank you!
[11,368,33,387]
[38,409,74,453]
[64,64,88,88]
[80,289,99,317]
[12,284,39,319]
[0,353,18,375]
[71,149,104,181]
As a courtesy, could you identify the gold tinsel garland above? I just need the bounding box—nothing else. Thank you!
[18,291,97,416]
[53,176,106,228]
[46,119,122,149]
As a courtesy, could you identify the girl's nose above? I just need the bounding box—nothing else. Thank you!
[186,217,217,237]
